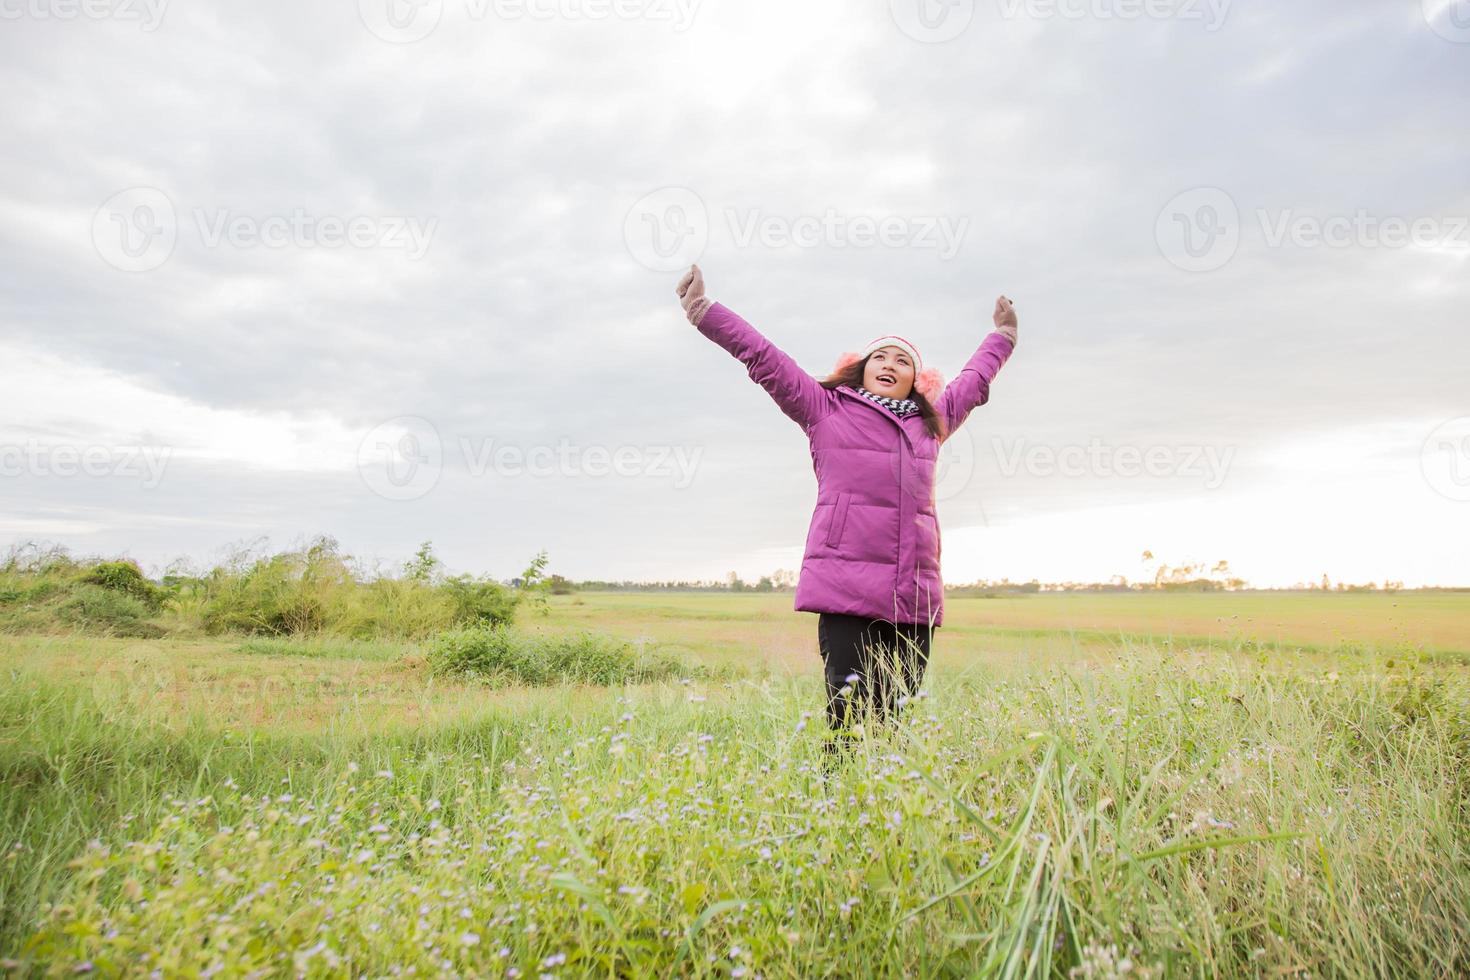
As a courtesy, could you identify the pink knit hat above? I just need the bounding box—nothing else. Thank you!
[833,334,945,402]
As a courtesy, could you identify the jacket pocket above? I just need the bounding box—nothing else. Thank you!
[826,492,852,549]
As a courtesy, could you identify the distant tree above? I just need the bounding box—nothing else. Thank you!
[404,540,440,583]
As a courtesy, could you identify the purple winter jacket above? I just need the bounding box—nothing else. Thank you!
[695,301,1015,628]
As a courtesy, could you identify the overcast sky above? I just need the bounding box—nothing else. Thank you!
[2,0,1467,588]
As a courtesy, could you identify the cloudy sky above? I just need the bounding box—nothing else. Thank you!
[1,0,1467,588]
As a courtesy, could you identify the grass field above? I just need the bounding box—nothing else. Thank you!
[2,591,1468,977]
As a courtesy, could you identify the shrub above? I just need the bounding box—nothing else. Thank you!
[198,537,353,635]
[78,560,168,610]
[54,585,164,638]
[425,624,698,687]
[441,575,520,628]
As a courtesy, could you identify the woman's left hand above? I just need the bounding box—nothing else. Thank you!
[992,295,1018,344]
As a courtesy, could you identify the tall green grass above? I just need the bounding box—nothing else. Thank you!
[4,647,1466,976]
[426,623,737,687]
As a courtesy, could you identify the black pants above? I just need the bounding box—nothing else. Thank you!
[816,613,935,749]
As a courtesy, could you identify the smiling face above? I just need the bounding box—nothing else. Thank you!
[863,346,916,399]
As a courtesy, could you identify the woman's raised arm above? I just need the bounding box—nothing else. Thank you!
[677,264,833,432]
[935,295,1019,438]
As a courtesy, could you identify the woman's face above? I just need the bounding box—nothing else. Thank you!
[863,346,916,399]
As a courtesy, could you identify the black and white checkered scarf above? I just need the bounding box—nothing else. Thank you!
[854,386,921,418]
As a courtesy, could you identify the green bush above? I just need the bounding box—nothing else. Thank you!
[78,560,168,610]
[197,538,354,636]
[425,624,699,687]
[441,574,520,627]
[54,584,164,638]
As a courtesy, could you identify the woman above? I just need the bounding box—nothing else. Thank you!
[676,264,1018,755]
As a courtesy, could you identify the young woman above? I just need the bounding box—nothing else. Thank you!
[676,264,1018,755]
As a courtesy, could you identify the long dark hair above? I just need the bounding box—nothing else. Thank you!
[819,353,947,441]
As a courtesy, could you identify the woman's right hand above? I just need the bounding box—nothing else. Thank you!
[677,264,713,326]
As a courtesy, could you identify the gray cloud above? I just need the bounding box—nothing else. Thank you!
[1,0,1466,585]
